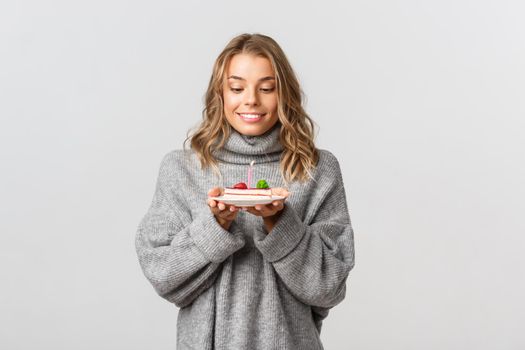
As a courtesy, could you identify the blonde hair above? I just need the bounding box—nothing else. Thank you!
[184,33,319,184]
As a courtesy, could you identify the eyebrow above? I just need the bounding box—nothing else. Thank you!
[227,75,275,82]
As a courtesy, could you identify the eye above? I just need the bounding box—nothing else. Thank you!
[229,87,275,93]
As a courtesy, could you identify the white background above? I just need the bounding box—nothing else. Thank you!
[1,0,524,349]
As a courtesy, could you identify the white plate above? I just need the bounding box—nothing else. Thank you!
[210,195,285,207]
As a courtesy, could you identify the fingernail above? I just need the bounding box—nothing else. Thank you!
[273,202,278,206]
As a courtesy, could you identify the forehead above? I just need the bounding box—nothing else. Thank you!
[226,53,275,80]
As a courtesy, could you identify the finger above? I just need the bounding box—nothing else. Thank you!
[226,211,238,220]
[208,187,218,196]
[245,207,262,216]
[208,187,224,196]
[256,204,273,217]
[219,209,236,220]
[268,200,284,214]
[207,199,217,208]
[210,208,222,219]
[271,187,290,197]
[218,202,226,211]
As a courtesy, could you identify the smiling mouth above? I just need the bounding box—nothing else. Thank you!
[236,113,266,122]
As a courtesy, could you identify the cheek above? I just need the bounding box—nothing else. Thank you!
[266,96,278,114]
[223,93,241,112]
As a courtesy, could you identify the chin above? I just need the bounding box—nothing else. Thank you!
[232,124,275,136]
[234,128,264,136]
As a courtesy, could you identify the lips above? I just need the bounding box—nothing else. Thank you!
[236,113,266,122]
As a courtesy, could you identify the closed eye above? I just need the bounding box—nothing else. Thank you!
[229,87,275,93]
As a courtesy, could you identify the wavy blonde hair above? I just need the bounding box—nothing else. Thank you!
[184,33,319,184]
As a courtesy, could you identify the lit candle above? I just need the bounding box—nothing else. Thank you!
[247,160,255,189]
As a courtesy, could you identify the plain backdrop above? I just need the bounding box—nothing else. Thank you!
[1,0,524,349]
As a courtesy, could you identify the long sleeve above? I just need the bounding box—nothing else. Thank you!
[253,153,355,309]
[135,153,245,308]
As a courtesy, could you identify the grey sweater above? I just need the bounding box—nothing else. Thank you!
[135,124,355,350]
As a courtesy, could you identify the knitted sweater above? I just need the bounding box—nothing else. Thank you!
[135,124,355,350]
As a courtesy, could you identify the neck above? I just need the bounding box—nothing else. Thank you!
[212,123,283,165]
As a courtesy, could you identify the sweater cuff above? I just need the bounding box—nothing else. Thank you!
[253,203,306,262]
[186,210,245,263]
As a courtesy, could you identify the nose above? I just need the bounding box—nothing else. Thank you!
[243,87,259,106]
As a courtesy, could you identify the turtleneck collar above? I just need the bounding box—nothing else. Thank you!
[212,123,283,165]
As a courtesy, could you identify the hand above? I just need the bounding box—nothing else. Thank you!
[244,188,290,232]
[207,187,240,230]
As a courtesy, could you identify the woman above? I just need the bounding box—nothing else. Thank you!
[135,33,355,350]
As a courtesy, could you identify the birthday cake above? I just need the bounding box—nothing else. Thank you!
[224,180,272,197]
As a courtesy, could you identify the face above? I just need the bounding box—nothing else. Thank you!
[222,53,279,136]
